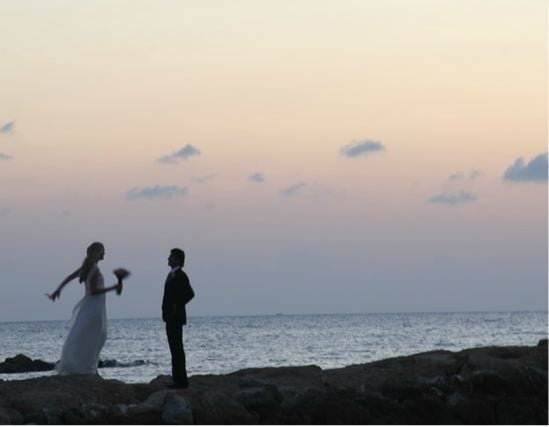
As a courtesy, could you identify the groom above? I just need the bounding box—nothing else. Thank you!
[162,248,195,389]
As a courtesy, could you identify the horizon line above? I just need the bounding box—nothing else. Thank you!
[1,308,547,324]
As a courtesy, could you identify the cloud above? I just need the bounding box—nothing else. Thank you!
[448,172,465,181]
[503,152,548,183]
[0,122,14,134]
[158,144,201,164]
[340,139,385,158]
[190,174,216,183]
[0,208,11,216]
[0,153,13,160]
[448,169,482,181]
[427,190,478,205]
[248,172,266,183]
[469,169,482,180]
[281,182,306,197]
[125,185,188,200]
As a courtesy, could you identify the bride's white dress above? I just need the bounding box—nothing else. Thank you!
[56,264,107,375]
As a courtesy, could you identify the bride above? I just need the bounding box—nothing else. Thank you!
[47,242,127,375]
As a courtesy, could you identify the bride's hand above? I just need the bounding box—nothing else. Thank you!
[115,282,123,295]
[45,290,60,301]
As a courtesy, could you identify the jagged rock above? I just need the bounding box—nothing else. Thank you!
[496,396,547,424]
[145,389,175,408]
[98,359,118,368]
[162,393,193,424]
[62,403,110,424]
[0,355,148,374]
[0,354,54,373]
[236,383,283,423]
[448,395,496,424]
[0,342,546,424]
[201,391,258,424]
[283,388,372,424]
[0,407,23,424]
[98,359,147,368]
[0,374,135,424]
[124,402,163,424]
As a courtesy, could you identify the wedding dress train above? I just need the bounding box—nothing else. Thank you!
[56,264,107,375]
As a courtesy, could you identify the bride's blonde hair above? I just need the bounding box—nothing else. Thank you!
[79,242,104,283]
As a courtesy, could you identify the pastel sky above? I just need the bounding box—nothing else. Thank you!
[0,0,547,321]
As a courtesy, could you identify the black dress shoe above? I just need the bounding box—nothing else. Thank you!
[166,382,188,389]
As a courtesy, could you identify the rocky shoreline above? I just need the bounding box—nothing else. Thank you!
[0,340,547,424]
[0,355,148,374]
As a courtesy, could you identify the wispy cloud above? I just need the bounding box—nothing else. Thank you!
[448,173,465,181]
[503,152,548,183]
[469,169,482,180]
[340,139,385,158]
[0,122,14,134]
[190,174,216,183]
[281,182,306,197]
[158,144,201,164]
[0,153,13,160]
[427,191,478,205]
[125,185,188,200]
[448,169,482,181]
[248,172,266,183]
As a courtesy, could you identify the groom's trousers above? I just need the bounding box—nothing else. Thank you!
[165,321,188,386]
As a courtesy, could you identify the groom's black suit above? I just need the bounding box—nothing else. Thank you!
[162,268,194,386]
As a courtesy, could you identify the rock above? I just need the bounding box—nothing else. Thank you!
[401,395,460,424]
[98,359,118,368]
[63,403,110,424]
[470,371,512,395]
[133,381,166,401]
[0,407,23,424]
[202,391,258,424]
[124,402,163,424]
[119,390,182,424]
[284,388,371,424]
[354,390,404,424]
[236,384,283,423]
[496,396,547,424]
[162,393,193,424]
[98,359,147,368]
[377,382,422,402]
[450,395,497,424]
[0,374,135,423]
[0,342,546,424]
[0,354,54,373]
[144,389,175,408]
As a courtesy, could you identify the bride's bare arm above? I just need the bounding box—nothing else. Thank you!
[46,268,81,301]
[89,270,123,296]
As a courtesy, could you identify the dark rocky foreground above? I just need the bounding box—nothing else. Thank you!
[0,340,546,424]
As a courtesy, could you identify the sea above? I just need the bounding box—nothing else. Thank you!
[0,311,547,384]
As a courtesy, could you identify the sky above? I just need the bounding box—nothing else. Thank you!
[0,0,547,322]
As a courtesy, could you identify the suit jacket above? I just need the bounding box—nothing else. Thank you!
[162,269,194,324]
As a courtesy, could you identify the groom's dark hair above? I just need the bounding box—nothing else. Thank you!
[171,248,185,266]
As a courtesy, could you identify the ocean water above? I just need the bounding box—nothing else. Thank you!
[0,312,547,384]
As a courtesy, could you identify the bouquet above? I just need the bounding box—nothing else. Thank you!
[113,268,131,295]
[113,268,131,280]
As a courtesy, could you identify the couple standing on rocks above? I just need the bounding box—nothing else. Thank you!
[46,242,195,389]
